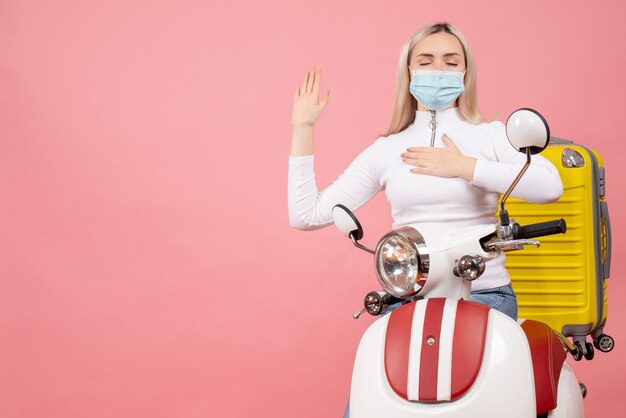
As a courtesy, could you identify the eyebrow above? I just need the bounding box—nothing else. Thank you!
[416,53,462,58]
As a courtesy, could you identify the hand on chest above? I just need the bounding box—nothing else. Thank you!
[380,128,485,208]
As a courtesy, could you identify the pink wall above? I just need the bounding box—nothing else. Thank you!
[1,0,625,417]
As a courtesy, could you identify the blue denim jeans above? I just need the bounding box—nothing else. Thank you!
[470,283,518,321]
[342,284,518,417]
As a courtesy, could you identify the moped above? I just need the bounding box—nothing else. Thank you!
[333,109,585,418]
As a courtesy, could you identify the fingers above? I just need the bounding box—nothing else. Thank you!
[405,158,433,174]
[402,150,432,160]
[297,69,324,96]
[296,70,313,99]
[401,154,429,167]
[312,69,321,96]
[441,134,459,150]
[403,155,435,174]
[406,147,432,153]
[295,69,328,111]
[403,145,462,178]
[300,72,310,95]
[319,90,330,108]
[410,167,430,174]
[306,69,315,93]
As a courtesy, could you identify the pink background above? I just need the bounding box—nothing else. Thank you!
[1,0,625,417]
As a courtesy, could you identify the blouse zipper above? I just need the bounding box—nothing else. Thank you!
[429,110,438,147]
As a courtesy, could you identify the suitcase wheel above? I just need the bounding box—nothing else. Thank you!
[584,342,595,360]
[573,341,584,361]
[594,334,615,353]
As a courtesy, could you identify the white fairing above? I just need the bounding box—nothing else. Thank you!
[349,308,536,418]
[548,362,584,418]
[406,223,498,300]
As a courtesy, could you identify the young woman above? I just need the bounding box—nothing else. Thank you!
[288,22,563,322]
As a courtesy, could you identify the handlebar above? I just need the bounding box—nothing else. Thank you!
[381,293,403,307]
[513,219,567,239]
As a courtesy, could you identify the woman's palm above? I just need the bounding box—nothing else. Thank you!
[292,69,329,127]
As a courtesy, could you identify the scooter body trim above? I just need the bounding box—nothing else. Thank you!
[350,304,536,418]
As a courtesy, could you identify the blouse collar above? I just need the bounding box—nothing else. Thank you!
[413,107,464,127]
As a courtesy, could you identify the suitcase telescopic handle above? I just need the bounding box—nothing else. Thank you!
[513,219,567,239]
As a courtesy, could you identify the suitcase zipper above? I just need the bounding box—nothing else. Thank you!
[429,110,438,147]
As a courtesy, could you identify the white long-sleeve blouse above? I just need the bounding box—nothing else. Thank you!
[288,107,563,290]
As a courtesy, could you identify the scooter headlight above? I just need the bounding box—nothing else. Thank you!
[374,227,428,298]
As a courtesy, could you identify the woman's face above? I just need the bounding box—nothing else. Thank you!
[409,32,466,73]
[409,32,466,110]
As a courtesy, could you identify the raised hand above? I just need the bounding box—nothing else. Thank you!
[401,134,477,181]
[292,69,330,128]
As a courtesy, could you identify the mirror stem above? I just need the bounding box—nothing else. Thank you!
[499,148,532,226]
[350,233,376,254]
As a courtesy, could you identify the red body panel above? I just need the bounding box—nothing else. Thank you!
[384,299,490,402]
[521,320,568,415]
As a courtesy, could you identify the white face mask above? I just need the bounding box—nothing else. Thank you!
[409,70,465,110]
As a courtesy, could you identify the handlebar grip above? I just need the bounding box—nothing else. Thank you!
[381,293,403,307]
[514,219,567,239]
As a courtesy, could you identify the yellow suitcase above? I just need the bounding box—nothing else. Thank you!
[505,138,614,361]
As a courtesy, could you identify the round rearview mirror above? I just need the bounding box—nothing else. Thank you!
[505,108,550,154]
[332,204,363,240]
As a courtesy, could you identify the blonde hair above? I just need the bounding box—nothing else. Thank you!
[383,22,485,137]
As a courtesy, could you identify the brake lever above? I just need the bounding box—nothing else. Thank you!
[485,239,541,252]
